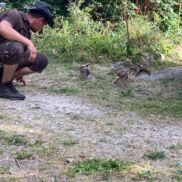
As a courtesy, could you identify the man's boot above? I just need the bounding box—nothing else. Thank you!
[0,81,25,100]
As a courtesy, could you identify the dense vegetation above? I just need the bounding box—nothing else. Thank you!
[1,0,181,62]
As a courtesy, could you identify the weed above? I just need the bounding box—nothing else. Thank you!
[0,111,6,120]
[51,87,79,95]
[0,149,3,155]
[63,139,78,146]
[0,165,10,174]
[36,145,58,158]
[143,150,166,160]
[0,130,29,146]
[66,159,133,177]
[138,170,154,181]
[0,177,18,182]
[171,167,182,182]
[152,60,178,70]
[161,77,182,86]
[0,130,44,147]
[28,139,43,147]
[169,143,182,150]
[129,94,182,117]
[15,150,33,160]
[118,88,133,97]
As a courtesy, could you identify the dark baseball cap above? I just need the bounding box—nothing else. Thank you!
[28,0,54,28]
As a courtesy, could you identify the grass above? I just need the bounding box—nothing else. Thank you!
[0,130,29,146]
[0,165,10,174]
[0,115,4,119]
[0,130,43,148]
[129,94,182,117]
[0,177,18,182]
[137,170,154,181]
[143,150,166,160]
[63,139,78,146]
[66,159,133,177]
[45,58,182,119]
[36,145,58,158]
[170,163,182,182]
[151,60,179,70]
[0,149,3,155]
[51,87,79,95]
[15,150,33,160]
[169,143,182,150]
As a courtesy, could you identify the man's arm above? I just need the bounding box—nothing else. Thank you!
[0,20,37,61]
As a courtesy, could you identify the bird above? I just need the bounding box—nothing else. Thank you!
[113,68,150,84]
[79,64,90,78]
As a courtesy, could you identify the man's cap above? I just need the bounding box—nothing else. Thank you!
[28,0,54,28]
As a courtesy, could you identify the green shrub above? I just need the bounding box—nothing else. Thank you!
[32,2,182,62]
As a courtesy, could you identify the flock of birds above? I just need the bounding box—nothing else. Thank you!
[79,64,151,84]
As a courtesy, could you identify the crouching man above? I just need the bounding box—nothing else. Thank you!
[0,0,54,100]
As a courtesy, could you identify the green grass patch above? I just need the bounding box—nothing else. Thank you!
[51,87,79,95]
[0,165,10,174]
[161,77,182,86]
[143,151,166,160]
[15,150,33,160]
[128,94,182,117]
[171,166,182,182]
[0,111,7,120]
[170,143,182,150]
[151,60,178,70]
[0,115,4,119]
[0,130,29,146]
[0,177,18,182]
[66,159,133,177]
[36,145,58,158]
[63,139,78,146]
[0,149,3,155]
[0,130,43,147]
[137,170,154,181]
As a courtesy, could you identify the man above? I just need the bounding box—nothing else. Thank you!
[0,0,54,100]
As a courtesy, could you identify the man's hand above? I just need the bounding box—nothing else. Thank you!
[27,42,37,62]
[16,76,26,86]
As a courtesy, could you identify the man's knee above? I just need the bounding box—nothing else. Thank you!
[10,42,24,56]
[30,53,48,73]
[0,42,24,64]
[37,54,48,72]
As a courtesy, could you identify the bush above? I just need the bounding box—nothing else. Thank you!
[32,2,182,62]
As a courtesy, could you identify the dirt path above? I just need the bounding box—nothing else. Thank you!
[0,66,181,181]
[0,87,181,181]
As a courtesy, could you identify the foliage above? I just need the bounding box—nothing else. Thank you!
[0,129,43,147]
[33,1,180,61]
[143,150,166,160]
[2,0,182,60]
[63,138,78,146]
[4,0,34,10]
[15,150,33,160]
[0,130,29,146]
[0,165,10,174]
[169,143,182,150]
[66,158,133,177]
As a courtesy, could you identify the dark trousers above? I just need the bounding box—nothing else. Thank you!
[0,41,48,81]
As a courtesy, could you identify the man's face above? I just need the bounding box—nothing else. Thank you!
[31,17,48,33]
